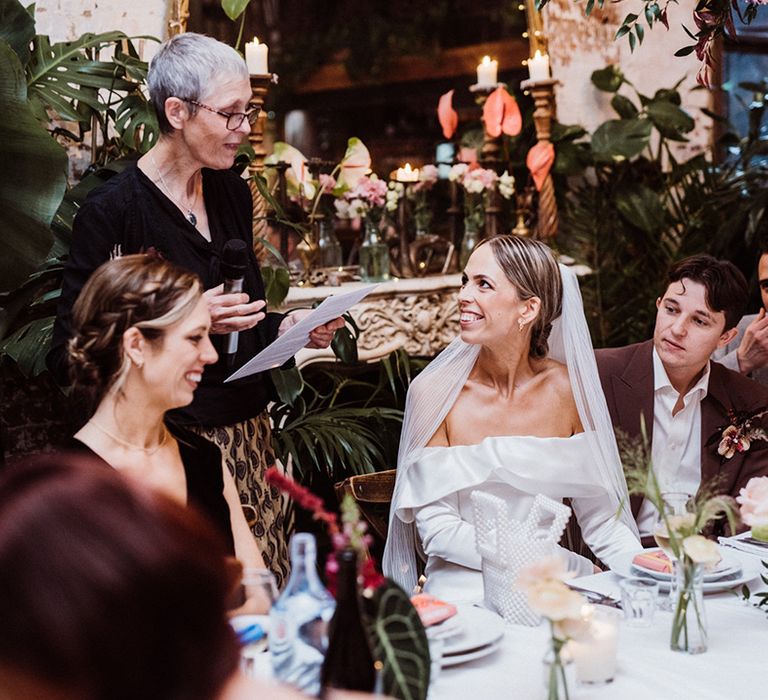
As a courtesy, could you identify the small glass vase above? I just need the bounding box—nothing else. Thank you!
[359,218,390,282]
[542,635,575,700]
[459,223,480,270]
[315,217,343,268]
[670,558,707,654]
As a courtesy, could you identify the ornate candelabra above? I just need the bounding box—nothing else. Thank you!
[247,73,277,256]
[520,77,559,240]
[168,0,189,36]
[469,83,505,239]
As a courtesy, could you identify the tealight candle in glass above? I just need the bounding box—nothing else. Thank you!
[569,605,620,686]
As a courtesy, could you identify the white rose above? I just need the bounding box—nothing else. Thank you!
[527,580,585,622]
[682,535,721,568]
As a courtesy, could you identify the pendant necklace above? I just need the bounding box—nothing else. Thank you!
[149,151,200,226]
[90,420,169,456]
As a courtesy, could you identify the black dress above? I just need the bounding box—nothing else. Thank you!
[67,426,235,555]
[48,162,290,586]
[48,163,287,427]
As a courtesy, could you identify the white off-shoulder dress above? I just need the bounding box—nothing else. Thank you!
[397,432,639,603]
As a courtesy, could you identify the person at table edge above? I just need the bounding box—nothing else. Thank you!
[46,32,343,588]
[596,254,768,545]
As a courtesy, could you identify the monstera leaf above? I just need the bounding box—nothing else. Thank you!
[591,118,652,162]
[368,580,430,700]
[0,40,67,293]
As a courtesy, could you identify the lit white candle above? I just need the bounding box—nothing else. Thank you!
[476,55,498,87]
[569,606,620,685]
[527,49,550,82]
[396,163,419,182]
[245,37,269,75]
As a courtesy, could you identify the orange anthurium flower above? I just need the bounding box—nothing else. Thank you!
[482,86,505,138]
[526,142,555,191]
[437,90,458,140]
[501,90,522,136]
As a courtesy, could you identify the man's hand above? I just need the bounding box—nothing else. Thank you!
[278,310,346,349]
[204,284,266,335]
[736,308,768,374]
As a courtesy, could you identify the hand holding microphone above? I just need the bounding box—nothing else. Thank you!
[205,240,265,347]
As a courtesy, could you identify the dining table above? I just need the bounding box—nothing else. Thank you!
[429,548,767,700]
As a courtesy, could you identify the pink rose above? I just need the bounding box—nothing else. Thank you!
[737,476,768,527]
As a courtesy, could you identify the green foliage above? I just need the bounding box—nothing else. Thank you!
[367,580,430,700]
[270,347,423,479]
[0,39,67,293]
[560,69,768,348]
[0,0,33,64]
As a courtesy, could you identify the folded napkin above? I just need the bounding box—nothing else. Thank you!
[411,593,458,627]
[718,531,768,558]
[632,550,672,573]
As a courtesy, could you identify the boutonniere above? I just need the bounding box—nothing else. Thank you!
[707,407,768,461]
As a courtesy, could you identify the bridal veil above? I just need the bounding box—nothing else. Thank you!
[382,263,639,592]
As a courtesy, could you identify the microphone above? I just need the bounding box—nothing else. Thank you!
[220,239,248,368]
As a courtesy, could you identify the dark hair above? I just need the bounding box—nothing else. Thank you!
[0,453,239,700]
[665,255,748,331]
[68,255,202,404]
[475,235,562,358]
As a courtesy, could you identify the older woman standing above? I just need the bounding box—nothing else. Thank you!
[48,33,342,588]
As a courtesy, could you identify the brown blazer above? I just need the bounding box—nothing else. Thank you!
[596,340,768,535]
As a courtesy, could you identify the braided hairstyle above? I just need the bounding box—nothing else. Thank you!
[68,255,202,405]
[476,235,562,359]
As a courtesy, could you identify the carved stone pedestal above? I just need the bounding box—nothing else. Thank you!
[280,274,462,366]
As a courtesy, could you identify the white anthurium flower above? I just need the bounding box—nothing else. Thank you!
[682,535,722,568]
[266,141,313,200]
[335,137,371,193]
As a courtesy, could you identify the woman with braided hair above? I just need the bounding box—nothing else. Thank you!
[383,235,641,602]
[67,254,266,591]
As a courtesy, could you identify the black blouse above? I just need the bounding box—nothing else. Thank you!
[67,425,235,555]
[48,163,287,428]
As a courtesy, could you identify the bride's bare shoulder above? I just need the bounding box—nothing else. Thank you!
[536,358,571,391]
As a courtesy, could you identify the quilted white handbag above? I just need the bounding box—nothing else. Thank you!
[471,491,572,626]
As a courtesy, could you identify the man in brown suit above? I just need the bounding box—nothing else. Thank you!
[596,255,768,544]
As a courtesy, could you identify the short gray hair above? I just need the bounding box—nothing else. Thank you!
[148,33,249,134]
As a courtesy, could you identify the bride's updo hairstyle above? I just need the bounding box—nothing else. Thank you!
[477,235,562,358]
[68,254,202,404]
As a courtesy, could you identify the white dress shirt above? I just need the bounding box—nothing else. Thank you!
[636,349,710,536]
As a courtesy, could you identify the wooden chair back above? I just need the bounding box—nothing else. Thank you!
[334,469,396,541]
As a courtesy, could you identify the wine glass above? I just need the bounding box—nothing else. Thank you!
[234,568,279,679]
[652,492,693,611]
[241,567,279,615]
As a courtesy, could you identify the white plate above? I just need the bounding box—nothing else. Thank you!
[440,605,506,657]
[631,548,742,582]
[230,614,270,636]
[441,638,502,668]
[614,551,761,593]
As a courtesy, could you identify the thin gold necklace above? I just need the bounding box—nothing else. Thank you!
[148,150,200,226]
[90,420,169,456]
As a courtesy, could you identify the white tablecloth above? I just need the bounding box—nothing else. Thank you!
[430,550,766,700]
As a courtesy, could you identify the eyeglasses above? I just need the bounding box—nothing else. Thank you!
[181,98,261,131]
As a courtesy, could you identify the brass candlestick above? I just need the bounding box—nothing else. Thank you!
[168,0,189,36]
[469,82,506,239]
[247,73,276,257]
[520,77,559,240]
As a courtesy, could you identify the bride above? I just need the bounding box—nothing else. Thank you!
[383,235,640,601]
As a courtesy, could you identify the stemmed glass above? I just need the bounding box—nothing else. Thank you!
[652,492,693,612]
[235,568,279,679]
